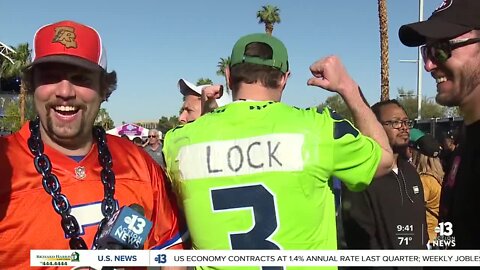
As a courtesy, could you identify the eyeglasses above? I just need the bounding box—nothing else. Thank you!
[148,135,157,138]
[382,120,414,129]
[421,38,480,63]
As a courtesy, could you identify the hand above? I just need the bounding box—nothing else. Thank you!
[201,84,223,115]
[202,84,223,101]
[307,56,358,96]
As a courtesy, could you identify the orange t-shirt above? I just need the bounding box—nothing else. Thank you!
[0,123,185,269]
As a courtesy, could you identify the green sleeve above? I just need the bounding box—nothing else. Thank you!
[329,111,382,191]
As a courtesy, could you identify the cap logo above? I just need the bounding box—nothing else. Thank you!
[52,26,77,48]
[433,0,452,14]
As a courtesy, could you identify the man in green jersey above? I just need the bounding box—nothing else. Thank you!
[163,33,393,267]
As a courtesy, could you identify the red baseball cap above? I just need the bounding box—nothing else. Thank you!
[28,20,107,71]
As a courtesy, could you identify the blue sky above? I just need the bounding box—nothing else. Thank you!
[0,0,442,126]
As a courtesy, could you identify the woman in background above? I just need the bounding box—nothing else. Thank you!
[410,131,444,243]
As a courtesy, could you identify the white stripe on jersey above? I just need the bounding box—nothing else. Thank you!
[176,134,304,180]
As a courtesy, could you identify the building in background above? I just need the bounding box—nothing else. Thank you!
[135,120,158,130]
[106,123,150,141]
[414,117,463,139]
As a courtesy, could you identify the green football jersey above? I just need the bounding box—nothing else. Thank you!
[163,101,382,270]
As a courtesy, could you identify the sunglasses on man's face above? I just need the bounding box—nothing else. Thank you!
[148,135,157,138]
[421,38,480,64]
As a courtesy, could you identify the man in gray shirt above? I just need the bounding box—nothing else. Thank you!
[144,129,165,169]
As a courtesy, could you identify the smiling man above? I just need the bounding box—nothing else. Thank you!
[0,20,185,269]
[399,0,480,249]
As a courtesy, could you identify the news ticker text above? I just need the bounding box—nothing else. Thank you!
[30,250,480,267]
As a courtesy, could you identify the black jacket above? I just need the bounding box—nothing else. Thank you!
[340,158,427,269]
[440,120,480,249]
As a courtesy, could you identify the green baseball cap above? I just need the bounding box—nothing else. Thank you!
[409,128,425,143]
[230,33,289,73]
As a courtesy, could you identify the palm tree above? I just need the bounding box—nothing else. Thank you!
[216,57,231,92]
[196,78,213,86]
[0,43,31,124]
[378,0,390,101]
[256,5,281,36]
[94,108,114,130]
[0,95,36,132]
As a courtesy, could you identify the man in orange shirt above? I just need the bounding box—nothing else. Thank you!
[0,20,185,269]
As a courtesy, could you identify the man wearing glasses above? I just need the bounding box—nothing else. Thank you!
[399,0,480,249]
[144,129,166,169]
[342,100,427,252]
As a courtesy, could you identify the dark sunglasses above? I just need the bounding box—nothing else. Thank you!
[421,38,480,63]
[148,135,157,138]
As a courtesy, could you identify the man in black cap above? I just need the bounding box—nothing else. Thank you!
[399,0,480,249]
[439,129,460,175]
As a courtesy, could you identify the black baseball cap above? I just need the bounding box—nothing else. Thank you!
[399,0,480,47]
[415,134,442,157]
[409,129,442,158]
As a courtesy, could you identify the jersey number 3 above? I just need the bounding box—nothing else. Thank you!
[211,184,280,250]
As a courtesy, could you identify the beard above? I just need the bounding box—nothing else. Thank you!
[42,108,91,151]
[392,144,408,156]
[43,101,89,138]
[462,61,480,102]
[437,58,480,107]
[46,115,86,139]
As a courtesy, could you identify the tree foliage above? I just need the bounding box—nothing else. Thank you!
[0,43,32,125]
[94,107,114,130]
[216,57,231,92]
[316,88,460,125]
[0,94,36,132]
[256,5,281,35]
[196,78,213,86]
[0,43,31,78]
[444,106,462,118]
[317,94,353,122]
[396,88,448,119]
[158,116,179,135]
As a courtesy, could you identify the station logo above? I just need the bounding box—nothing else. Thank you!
[432,222,456,248]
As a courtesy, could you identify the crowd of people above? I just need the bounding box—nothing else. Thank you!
[1,0,480,269]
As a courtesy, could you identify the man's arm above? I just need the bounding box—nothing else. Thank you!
[139,149,188,250]
[200,85,224,115]
[341,85,393,177]
[307,56,393,177]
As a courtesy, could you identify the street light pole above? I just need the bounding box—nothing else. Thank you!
[399,0,424,120]
[417,0,424,119]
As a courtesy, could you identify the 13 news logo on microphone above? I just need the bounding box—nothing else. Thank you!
[96,204,153,249]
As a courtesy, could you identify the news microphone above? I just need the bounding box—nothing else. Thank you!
[95,203,153,250]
